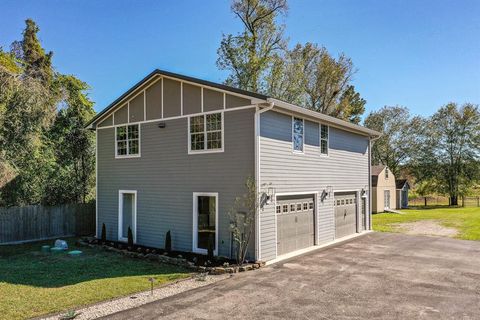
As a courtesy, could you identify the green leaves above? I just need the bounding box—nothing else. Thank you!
[0,19,96,206]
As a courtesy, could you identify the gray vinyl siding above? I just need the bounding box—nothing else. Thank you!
[259,110,370,261]
[226,94,251,109]
[145,80,162,120]
[129,92,145,122]
[203,89,223,111]
[114,104,128,124]
[162,78,181,118]
[182,83,201,115]
[98,115,113,127]
[97,108,255,257]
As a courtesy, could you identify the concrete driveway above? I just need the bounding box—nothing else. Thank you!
[103,233,480,319]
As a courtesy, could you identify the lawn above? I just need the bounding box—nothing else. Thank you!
[0,238,190,320]
[373,206,480,241]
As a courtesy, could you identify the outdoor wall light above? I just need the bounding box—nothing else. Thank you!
[158,122,166,128]
[361,188,368,198]
[265,187,276,205]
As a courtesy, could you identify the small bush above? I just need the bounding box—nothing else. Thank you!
[165,230,172,253]
[127,226,134,248]
[101,223,106,243]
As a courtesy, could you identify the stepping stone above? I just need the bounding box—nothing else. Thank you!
[50,247,64,254]
[41,245,50,253]
[68,250,83,256]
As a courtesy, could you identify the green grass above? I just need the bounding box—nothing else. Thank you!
[373,206,480,241]
[0,238,190,320]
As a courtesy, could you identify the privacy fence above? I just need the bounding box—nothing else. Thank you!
[0,203,95,244]
[409,196,480,207]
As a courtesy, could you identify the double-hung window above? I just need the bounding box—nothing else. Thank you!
[189,112,223,153]
[116,124,140,157]
[293,117,304,152]
[320,124,329,155]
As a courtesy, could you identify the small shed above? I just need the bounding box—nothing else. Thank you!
[371,165,397,213]
[396,179,410,209]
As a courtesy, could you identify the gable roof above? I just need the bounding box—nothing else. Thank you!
[396,179,410,189]
[371,165,386,176]
[86,69,381,138]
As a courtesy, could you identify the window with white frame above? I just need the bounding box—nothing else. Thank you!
[282,204,288,213]
[293,117,304,152]
[116,124,140,157]
[276,205,281,214]
[320,124,328,155]
[189,113,223,152]
[385,168,389,179]
[193,193,218,255]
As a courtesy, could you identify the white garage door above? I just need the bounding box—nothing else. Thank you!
[276,195,315,256]
[335,192,357,239]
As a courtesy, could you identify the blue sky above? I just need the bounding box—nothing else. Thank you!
[1,0,479,118]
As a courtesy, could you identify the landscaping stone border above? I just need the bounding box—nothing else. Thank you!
[77,238,265,275]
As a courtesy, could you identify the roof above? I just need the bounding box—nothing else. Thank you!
[86,69,381,138]
[371,165,386,176]
[396,179,410,189]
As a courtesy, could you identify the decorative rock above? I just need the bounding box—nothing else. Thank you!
[238,266,246,272]
[225,267,234,274]
[198,266,207,272]
[211,267,226,275]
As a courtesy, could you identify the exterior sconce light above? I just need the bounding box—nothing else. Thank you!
[361,188,368,198]
[265,187,275,205]
[158,122,166,128]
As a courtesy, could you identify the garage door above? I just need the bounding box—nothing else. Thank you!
[335,192,357,239]
[276,195,315,256]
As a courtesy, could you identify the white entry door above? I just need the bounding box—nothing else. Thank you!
[384,190,390,210]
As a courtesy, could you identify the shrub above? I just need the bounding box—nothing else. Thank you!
[127,226,134,248]
[165,230,172,253]
[101,223,106,243]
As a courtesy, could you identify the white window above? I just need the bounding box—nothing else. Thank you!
[290,204,296,212]
[193,193,218,255]
[385,168,389,179]
[303,202,308,211]
[320,124,328,155]
[293,117,304,152]
[282,204,288,213]
[116,124,140,158]
[296,203,302,211]
[309,201,314,210]
[189,112,223,154]
[276,205,281,214]
[118,190,137,243]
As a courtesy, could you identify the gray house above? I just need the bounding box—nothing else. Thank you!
[86,69,380,263]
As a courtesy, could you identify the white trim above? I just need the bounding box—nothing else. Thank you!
[192,192,219,256]
[127,102,130,122]
[187,111,225,155]
[97,105,256,130]
[180,81,184,116]
[161,78,164,119]
[95,129,98,238]
[200,87,204,113]
[94,75,162,126]
[265,231,373,266]
[292,116,305,154]
[223,92,226,109]
[254,107,260,260]
[118,190,137,243]
[114,123,141,159]
[320,123,330,156]
[143,90,146,121]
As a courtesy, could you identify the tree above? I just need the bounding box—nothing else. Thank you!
[217,0,287,92]
[44,75,96,204]
[228,176,260,265]
[412,103,480,205]
[0,19,96,206]
[332,85,366,124]
[364,106,424,178]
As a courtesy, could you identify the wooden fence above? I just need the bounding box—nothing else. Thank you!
[409,196,480,207]
[0,203,95,244]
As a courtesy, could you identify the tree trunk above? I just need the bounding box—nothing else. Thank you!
[450,195,458,206]
[424,197,427,206]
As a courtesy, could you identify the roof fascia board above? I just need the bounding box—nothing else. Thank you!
[268,98,381,138]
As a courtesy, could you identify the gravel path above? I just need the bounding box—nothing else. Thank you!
[393,220,458,237]
[41,274,230,320]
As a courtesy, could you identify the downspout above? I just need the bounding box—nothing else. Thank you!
[254,101,274,262]
[368,134,381,230]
